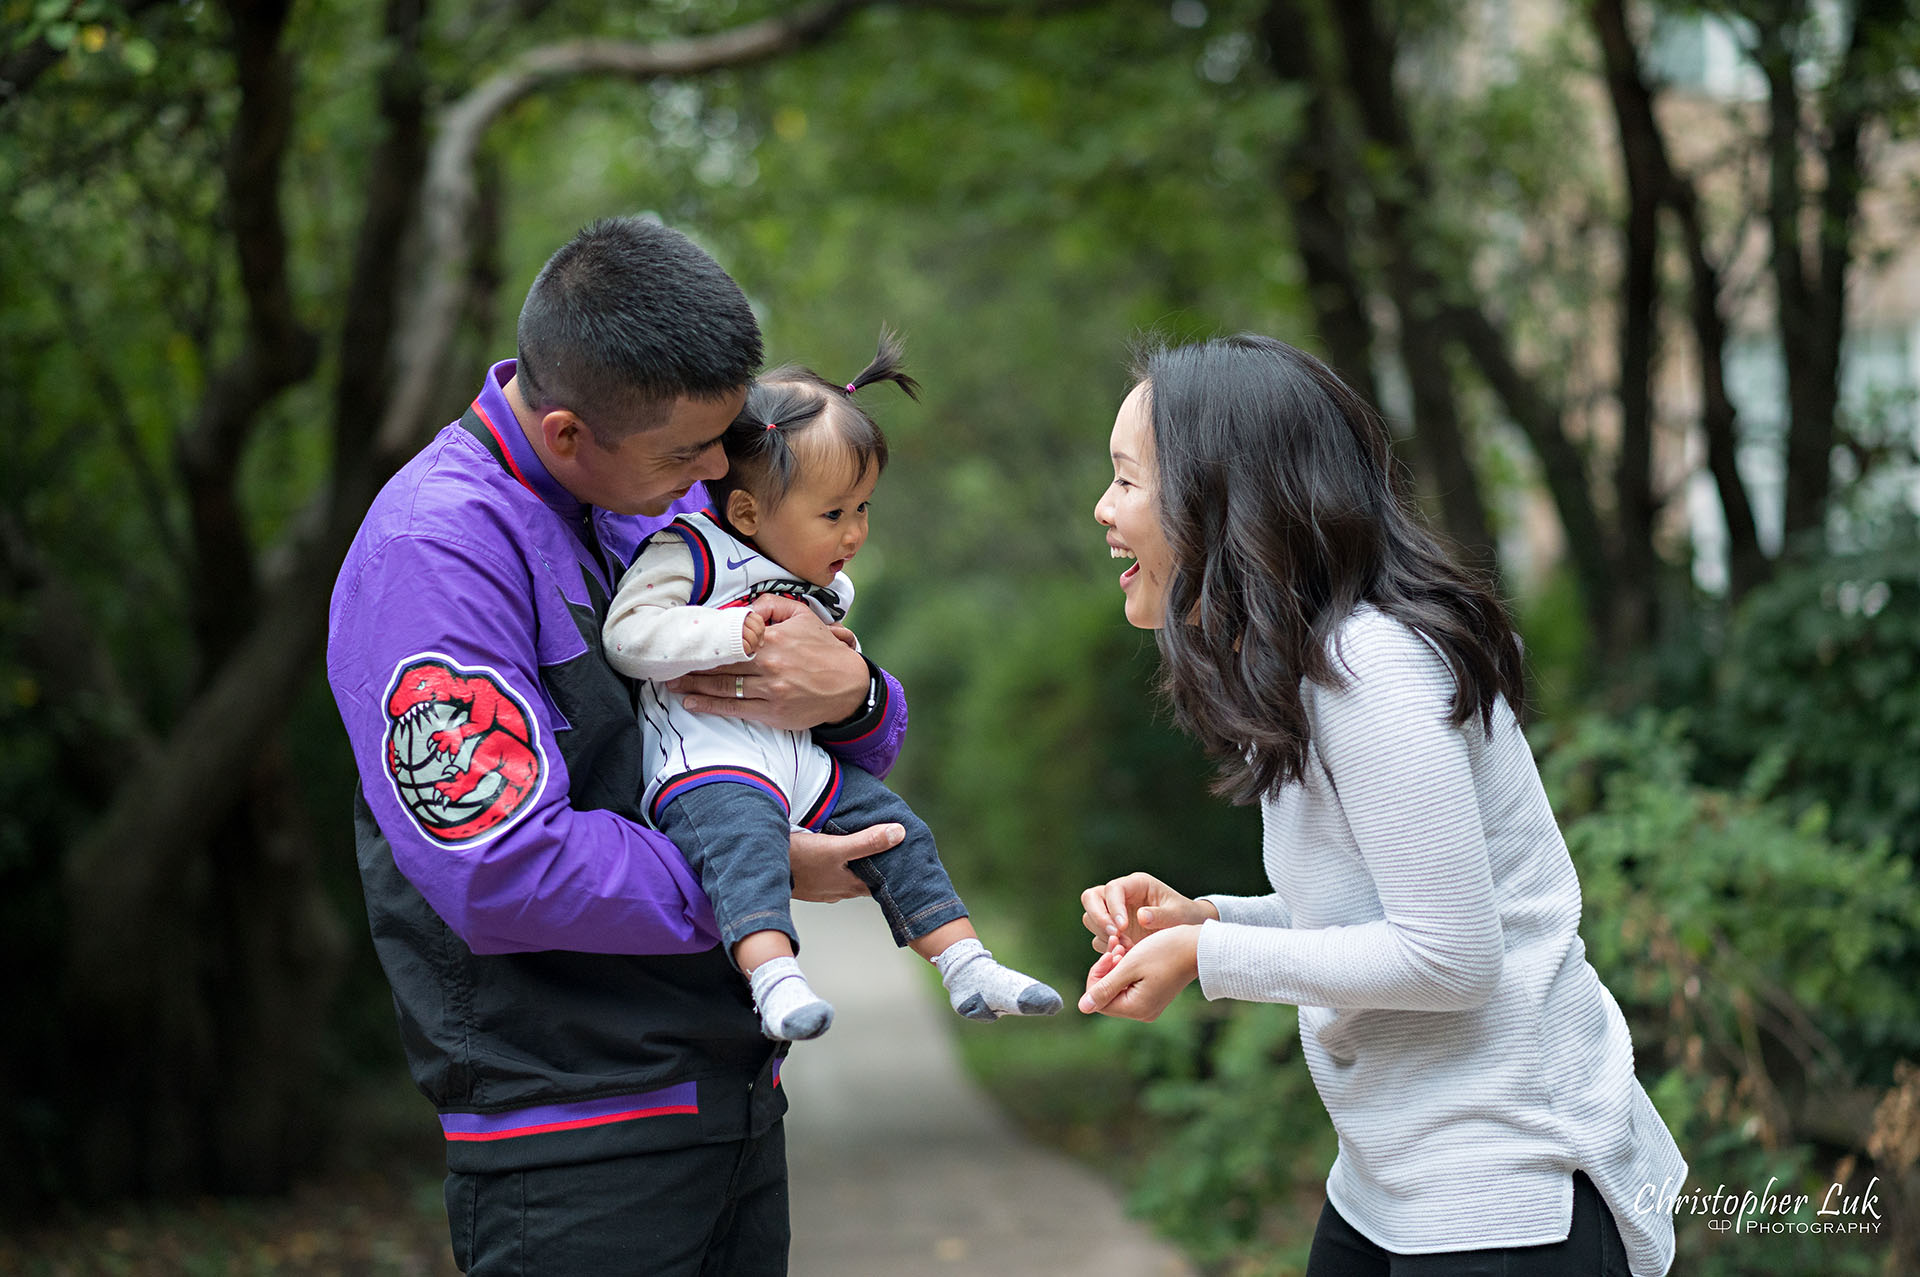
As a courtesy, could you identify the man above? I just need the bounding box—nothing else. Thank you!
[327,217,908,1274]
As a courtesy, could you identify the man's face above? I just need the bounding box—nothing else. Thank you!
[567,389,746,516]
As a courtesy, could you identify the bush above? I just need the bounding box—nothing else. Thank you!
[1702,543,1920,864]
[1543,709,1920,1274]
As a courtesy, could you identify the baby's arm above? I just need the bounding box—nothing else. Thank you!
[603,535,766,680]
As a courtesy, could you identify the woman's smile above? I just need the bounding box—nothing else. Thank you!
[1094,382,1172,629]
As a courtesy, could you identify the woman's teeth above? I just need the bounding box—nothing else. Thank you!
[1109,547,1136,559]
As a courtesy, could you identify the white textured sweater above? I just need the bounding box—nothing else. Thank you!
[1195,607,1684,1276]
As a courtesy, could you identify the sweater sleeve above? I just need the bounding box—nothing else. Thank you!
[1195,618,1504,1012]
[602,534,752,681]
[1202,893,1293,929]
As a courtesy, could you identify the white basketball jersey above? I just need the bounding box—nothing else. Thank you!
[638,511,857,831]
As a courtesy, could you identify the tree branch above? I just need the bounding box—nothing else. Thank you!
[1258,0,1382,413]
[1443,298,1617,620]
[329,0,429,492]
[371,0,877,464]
[176,0,320,674]
[1590,0,1662,640]
[1323,0,1497,576]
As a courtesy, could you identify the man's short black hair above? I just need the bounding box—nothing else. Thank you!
[515,217,762,443]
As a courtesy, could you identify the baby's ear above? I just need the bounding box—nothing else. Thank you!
[726,487,759,536]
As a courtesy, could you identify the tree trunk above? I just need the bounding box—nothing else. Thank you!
[1258,0,1381,413]
[1320,0,1497,577]
[1591,0,1769,600]
[1590,0,1662,642]
[178,0,320,674]
[1754,15,1829,550]
[1391,284,1499,576]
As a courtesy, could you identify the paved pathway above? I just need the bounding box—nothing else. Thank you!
[782,900,1195,1277]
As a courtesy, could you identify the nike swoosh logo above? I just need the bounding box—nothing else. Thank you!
[725,553,758,570]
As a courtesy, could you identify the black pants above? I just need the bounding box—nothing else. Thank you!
[444,1121,789,1275]
[1306,1171,1631,1276]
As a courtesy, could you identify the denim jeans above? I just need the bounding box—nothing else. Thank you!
[655,763,968,959]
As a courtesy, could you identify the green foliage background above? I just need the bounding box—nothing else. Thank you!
[4,0,1920,1271]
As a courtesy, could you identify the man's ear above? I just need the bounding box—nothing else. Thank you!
[726,487,760,536]
[541,409,587,460]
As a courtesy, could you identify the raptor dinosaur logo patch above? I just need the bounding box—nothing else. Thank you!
[382,654,547,846]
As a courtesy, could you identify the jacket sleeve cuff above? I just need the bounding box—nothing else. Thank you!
[812,655,886,743]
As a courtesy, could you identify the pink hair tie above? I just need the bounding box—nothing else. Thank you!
[845,382,857,394]
[764,419,778,431]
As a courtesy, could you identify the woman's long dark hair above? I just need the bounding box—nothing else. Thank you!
[1141,333,1526,805]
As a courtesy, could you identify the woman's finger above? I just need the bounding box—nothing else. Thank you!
[1103,879,1134,937]
[1079,961,1131,1015]
[1082,912,1117,950]
[1080,888,1109,933]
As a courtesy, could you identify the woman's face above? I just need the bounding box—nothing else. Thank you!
[1094,381,1174,630]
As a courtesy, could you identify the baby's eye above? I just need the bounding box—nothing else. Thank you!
[823,509,843,522]
[856,501,871,514]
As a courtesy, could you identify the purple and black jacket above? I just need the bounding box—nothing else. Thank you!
[326,361,907,1171]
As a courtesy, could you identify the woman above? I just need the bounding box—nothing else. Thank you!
[1081,335,1684,1276]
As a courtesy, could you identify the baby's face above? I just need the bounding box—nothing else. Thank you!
[752,446,879,588]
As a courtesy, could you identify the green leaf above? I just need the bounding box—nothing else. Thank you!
[121,35,155,75]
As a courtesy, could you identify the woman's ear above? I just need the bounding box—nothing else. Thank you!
[726,487,760,536]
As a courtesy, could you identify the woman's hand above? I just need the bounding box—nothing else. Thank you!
[668,596,868,729]
[1080,871,1218,954]
[1077,925,1201,1021]
[788,823,901,902]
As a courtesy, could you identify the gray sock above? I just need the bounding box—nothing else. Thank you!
[748,956,834,1041]
[932,937,1063,1022]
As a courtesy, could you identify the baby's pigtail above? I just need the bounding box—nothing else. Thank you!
[845,327,921,401]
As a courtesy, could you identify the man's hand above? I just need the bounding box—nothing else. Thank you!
[789,823,902,902]
[1077,924,1201,1021]
[666,596,868,730]
[1080,871,1218,954]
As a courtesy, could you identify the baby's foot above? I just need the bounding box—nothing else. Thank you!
[748,956,834,1041]
[932,937,1063,1022]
